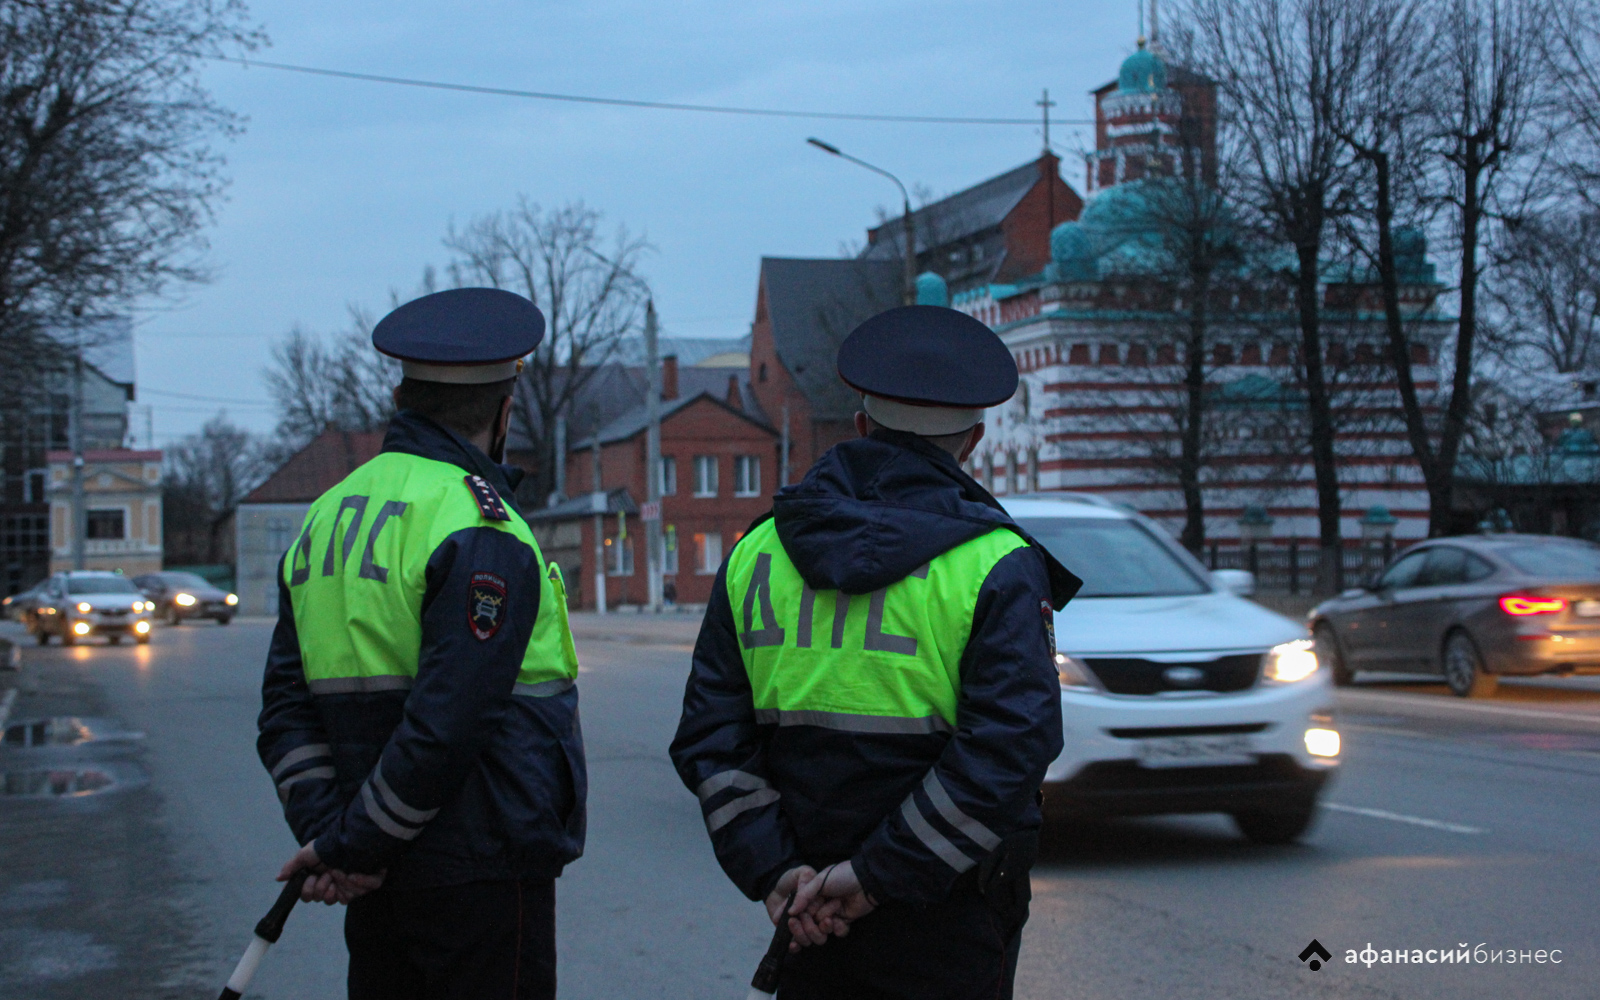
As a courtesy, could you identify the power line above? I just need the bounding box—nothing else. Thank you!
[222,58,1098,126]
[140,387,275,406]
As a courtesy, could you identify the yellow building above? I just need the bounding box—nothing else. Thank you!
[47,449,163,576]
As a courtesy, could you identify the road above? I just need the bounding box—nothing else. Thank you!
[1,614,1598,999]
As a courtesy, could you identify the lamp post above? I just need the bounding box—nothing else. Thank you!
[807,138,916,305]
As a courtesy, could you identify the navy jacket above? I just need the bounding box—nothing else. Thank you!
[669,430,1078,905]
[257,411,586,889]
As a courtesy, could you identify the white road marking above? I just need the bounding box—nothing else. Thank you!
[1340,689,1600,726]
[1322,802,1486,835]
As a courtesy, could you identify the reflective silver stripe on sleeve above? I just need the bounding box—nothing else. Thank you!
[512,678,575,698]
[696,769,770,803]
[276,766,336,803]
[921,771,1002,852]
[306,676,414,694]
[371,765,439,825]
[360,782,423,841]
[753,709,953,735]
[900,796,975,873]
[705,788,781,833]
[271,743,331,779]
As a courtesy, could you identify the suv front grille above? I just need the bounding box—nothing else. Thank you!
[1083,654,1261,695]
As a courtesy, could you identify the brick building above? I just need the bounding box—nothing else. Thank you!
[529,360,776,609]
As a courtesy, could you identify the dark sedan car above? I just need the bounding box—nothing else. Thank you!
[1310,534,1600,697]
[133,572,238,626]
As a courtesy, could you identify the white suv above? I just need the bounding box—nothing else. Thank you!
[1003,495,1339,844]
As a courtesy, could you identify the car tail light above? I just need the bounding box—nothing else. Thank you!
[1499,594,1567,616]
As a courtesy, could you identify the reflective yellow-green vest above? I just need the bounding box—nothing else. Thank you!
[284,452,579,695]
[725,519,1029,734]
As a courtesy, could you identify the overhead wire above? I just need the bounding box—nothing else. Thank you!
[220,58,1098,127]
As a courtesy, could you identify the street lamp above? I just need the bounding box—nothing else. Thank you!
[807,138,917,305]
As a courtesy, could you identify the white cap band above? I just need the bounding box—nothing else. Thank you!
[862,395,984,436]
[400,359,522,384]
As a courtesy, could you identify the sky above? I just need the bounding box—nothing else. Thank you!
[133,0,1146,447]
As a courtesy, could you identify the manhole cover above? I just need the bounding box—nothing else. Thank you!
[1,767,125,798]
[2,717,141,748]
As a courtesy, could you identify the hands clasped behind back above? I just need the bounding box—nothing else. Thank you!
[766,862,879,953]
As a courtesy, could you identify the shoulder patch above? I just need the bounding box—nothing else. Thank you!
[463,475,511,522]
[469,571,508,640]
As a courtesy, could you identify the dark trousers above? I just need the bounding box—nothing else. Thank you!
[345,877,556,1000]
[777,895,1027,1000]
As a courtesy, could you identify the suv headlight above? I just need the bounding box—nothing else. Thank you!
[1056,652,1101,690]
[1262,639,1319,683]
[76,602,92,613]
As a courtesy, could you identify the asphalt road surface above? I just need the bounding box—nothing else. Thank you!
[2,614,1598,999]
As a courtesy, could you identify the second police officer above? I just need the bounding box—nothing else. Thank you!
[671,305,1080,999]
[258,288,585,1000]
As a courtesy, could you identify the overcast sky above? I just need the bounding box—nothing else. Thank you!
[134,0,1144,446]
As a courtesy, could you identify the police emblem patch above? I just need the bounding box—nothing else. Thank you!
[1040,600,1056,658]
[469,571,508,640]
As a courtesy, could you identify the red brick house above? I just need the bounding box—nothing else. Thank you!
[529,362,777,609]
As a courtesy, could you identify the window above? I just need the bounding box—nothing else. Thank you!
[758,362,768,383]
[1005,453,1018,495]
[1497,542,1600,578]
[1419,546,1469,586]
[267,518,294,558]
[86,509,124,540]
[694,456,718,497]
[983,453,994,492]
[1017,518,1207,597]
[1376,550,1428,590]
[604,535,634,576]
[1027,449,1040,492]
[23,469,45,503]
[694,532,722,574]
[662,525,679,574]
[658,456,677,496]
[734,456,761,497]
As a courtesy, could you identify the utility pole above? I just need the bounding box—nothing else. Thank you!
[644,301,663,613]
[551,415,567,506]
[780,404,791,488]
[70,346,86,571]
[591,403,606,615]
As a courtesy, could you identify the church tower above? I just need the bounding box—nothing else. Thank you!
[1085,35,1217,193]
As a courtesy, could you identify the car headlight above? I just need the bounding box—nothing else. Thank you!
[1263,639,1319,683]
[76,602,92,613]
[225,593,238,606]
[1056,652,1100,690]
[73,621,91,635]
[134,619,151,634]
[175,593,196,607]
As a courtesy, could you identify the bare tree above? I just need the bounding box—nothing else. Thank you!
[262,308,397,456]
[442,198,650,502]
[162,412,267,563]
[1175,0,1367,589]
[1547,0,1600,207]
[0,0,261,395]
[1488,211,1600,374]
[1419,0,1546,530]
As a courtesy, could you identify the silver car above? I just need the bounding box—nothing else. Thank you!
[1309,534,1600,697]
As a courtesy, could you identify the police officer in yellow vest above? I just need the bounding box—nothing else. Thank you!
[671,306,1080,999]
[258,287,584,1000]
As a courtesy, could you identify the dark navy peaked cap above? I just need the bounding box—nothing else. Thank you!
[373,287,545,384]
[837,305,1017,435]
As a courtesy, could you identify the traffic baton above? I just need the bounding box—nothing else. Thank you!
[745,892,796,999]
[217,870,309,1000]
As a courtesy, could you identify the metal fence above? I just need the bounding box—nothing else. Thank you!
[1201,538,1404,595]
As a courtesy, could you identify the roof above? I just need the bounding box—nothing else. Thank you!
[46,449,161,463]
[45,315,135,388]
[862,160,1042,259]
[243,430,385,504]
[760,257,902,420]
[524,486,637,523]
[572,388,775,450]
[611,334,752,367]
